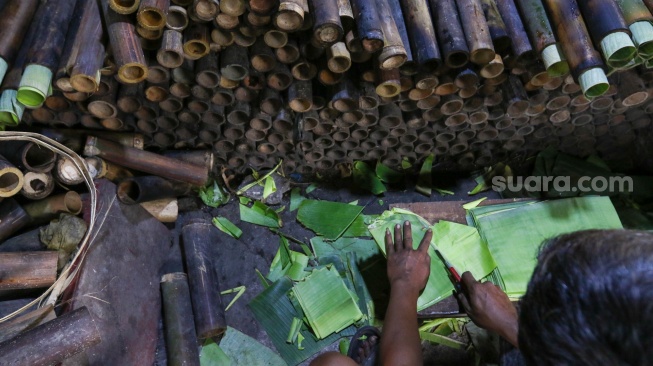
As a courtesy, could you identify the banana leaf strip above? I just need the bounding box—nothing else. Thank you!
[240,201,282,228]
[376,163,403,184]
[353,161,387,195]
[249,277,357,365]
[268,236,309,282]
[290,188,305,211]
[212,217,243,239]
[200,338,231,366]
[217,327,286,366]
[416,155,434,196]
[419,331,467,349]
[263,176,277,200]
[297,200,364,240]
[310,237,380,266]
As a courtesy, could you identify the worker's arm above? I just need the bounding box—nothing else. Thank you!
[380,222,432,366]
[457,272,519,348]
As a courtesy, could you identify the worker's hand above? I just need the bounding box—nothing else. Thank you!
[385,221,432,296]
[457,272,519,348]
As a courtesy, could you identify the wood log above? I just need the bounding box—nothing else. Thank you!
[181,221,227,339]
[85,137,209,186]
[0,251,58,291]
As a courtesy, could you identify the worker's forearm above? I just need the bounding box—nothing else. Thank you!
[380,285,422,366]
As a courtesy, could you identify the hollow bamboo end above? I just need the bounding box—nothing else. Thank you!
[579,68,609,98]
[138,8,166,30]
[183,41,210,59]
[542,44,569,77]
[17,64,52,108]
[470,49,496,65]
[479,55,504,79]
[0,166,24,198]
[0,57,7,85]
[446,51,470,69]
[379,47,408,70]
[118,63,148,84]
[0,90,23,125]
[110,0,140,14]
[70,71,101,94]
[630,21,653,58]
[601,32,636,64]
[275,3,304,31]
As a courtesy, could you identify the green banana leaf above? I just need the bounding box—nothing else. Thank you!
[353,161,387,195]
[216,327,286,366]
[297,200,364,240]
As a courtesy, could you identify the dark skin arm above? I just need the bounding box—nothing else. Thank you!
[457,271,519,348]
[380,222,433,366]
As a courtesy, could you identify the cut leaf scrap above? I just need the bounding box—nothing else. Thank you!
[297,200,364,240]
[290,188,305,212]
[376,163,403,184]
[199,181,230,208]
[212,217,242,239]
[416,155,434,196]
[217,327,286,366]
[240,201,282,228]
[353,161,387,195]
[263,176,277,200]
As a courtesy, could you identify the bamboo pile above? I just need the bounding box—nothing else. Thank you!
[0,0,650,175]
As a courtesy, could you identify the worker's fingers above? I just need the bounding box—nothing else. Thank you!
[385,228,395,255]
[418,229,432,254]
[455,291,472,314]
[460,271,478,295]
[394,224,402,251]
[403,221,413,250]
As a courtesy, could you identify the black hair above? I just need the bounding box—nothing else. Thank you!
[518,229,653,366]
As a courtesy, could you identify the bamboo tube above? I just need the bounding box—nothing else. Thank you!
[183,24,210,60]
[250,39,277,73]
[110,0,141,14]
[0,198,30,242]
[375,0,408,70]
[291,58,318,80]
[267,62,293,90]
[212,88,235,106]
[326,42,352,73]
[276,39,301,64]
[264,29,289,49]
[577,0,636,68]
[101,3,149,85]
[275,0,307,31]
[0,154,24,198]
[617,0,653,59]
[376,67,401,98]
[309,0,343,46]
[181,221,227,339]
[479,0,511,56]
[84,137,209,186]
[189,0,219,21]
[16,0,77,108]
[456,0,495,65]
[219,0,246,17]
[399,0,441,68]
[88,78,119,119]
[618,69,649,106]
[431,0,470,68]
[335,0,355,33]
[0,1,40,86]
[543,0,609,97]
[161,273,201,366]
[349,0,384,52]
[220,45,249,81]
[188,99,210,113]
[494,0,535,64]
[22,191,82,226]
[193,52,219,88]
[0,251,58,291]
[117,176,192,204]
[0,307,101,366]
[166,5,189,30]
[138,0,169,31]
[288,80,313,112]
[227,102,252,125]
[177,109,201,124]
[158,30,185,69]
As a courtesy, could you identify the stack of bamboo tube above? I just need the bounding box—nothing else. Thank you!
[0,0,651,175]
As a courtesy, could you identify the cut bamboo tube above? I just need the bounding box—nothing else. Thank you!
[161,273,201,366]
[457,0,495,65]
[288,80,313,112]
[220,45,249,81]
[211,28,235,47]
[249,39,276,74]
[349,0,384,52]
[192,0,220,21]
[264,29,289,49]
[220,0,246,17]
[158,30,185,68]
[55,0,87,93]
[0,1,40,86]
[375,0,408,70]
[117,176,192,204]
[17,0,77,108]
[0,154,24,198]
[618,69,649,106]
[376,67,401,98]
[0,307,101,366]
[309,0,343,45]
[577,0,636,67]
[166,5,188,30]
[480,0,511,56]
[193,51,220,88]
[183,23,210,59]
[101,2,149,84]
[399,0,441,68]
[181,221,227,339]
[543,0,609,97]
[88,78,119,119]
[110,0,141,14]
[275,0,307,31]
[85,137,209,186]
[276,39,301,64]
[21,191,82,226]
[0,251,58,291]
[431,0,470,68]
[216,12,239,30]
[267,62,293,90]
[212,88,235,106]
[138,0,169,31]
[495,0,535,64]
[326,42,352,73]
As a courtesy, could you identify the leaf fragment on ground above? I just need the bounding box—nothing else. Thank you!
[297,200,364,240]
[212,217,242,239]
[240,201,282,228]
[353,161,387,195]
[199,181,230,208]
[416,155,434,196]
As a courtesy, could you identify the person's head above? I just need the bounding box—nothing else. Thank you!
[519,229,653,366]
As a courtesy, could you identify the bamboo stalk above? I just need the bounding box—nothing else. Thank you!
[275,0,307,31]
[0,198,29,242]
[84,137,209,186]
[101,1,149,84]
[309,0,344,46]
[376,0,408,70]
[161,273,201,366]
[22,191,82,225]
[166,5,189,30]
[431,0,470,68]
[479,0,511,56]
[399,0,441,68]
[0,0,39,86]
[457,0,496,65]
[0,251,58,291]
[181,220,227,339]
[542,0,609,97]
[495,0,535,63]
[267,62,293,90]
[183,23,211,60]
[276,39,301,64]
[138,0,170,31]
[350,0,384,52]
[327,42,352,73]
[158,30,185,68]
